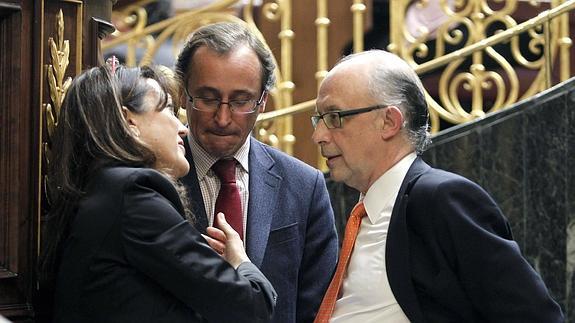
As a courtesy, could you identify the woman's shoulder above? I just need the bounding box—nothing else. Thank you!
[88,166,183,212]
[98,166,159,178]
[92,167,176,196]
[97,166,168,184]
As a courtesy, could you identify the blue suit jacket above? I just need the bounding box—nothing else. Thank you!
[386,158,563,322]
[182,137,339,323]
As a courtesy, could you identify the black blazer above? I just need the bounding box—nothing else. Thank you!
[53,167,276,323]
[386,158,564,322]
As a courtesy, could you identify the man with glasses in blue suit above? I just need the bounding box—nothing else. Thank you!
[175,22,338,323]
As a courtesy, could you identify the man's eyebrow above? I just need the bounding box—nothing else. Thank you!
[191,86,219,95]
[191,87,256,98]
[316,105,341,113]
[229,90,256,98]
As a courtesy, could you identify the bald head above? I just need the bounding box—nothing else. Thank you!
[323,50,431,154]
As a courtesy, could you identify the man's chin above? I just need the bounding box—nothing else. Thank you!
[197,135,239,156]
[327,168,341,181]
[204,143,239,158]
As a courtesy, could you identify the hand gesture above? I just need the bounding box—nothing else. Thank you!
[203,212,249,269]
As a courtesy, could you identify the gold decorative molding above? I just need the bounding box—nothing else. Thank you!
[43,9,72,168]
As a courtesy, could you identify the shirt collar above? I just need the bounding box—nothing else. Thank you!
[362,153,417,223]
[187,133,251,179]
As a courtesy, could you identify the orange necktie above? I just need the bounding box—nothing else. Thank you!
[314,202,367,323]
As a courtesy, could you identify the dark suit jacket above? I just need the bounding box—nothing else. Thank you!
[182,137,339,323]
[54,167,276,323]
[386,158,564,322]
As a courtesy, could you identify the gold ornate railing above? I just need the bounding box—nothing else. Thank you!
[390,0,574,133]
[103,0,574,164]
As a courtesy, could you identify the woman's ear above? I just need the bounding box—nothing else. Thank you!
[381,106,404,140]
[122,106,141,137]
[121,106,131,122]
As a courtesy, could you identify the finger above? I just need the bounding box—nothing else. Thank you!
[202,234,225,254]
[216,212,240,237]
[201,233,213,242]
[206,226,226,242]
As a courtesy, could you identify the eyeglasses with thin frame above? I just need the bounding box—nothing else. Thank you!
[184,87,266,114]
[311,105,388,129]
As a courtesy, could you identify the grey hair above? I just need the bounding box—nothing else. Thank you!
[338,50,431,154]
[175,22,276,92]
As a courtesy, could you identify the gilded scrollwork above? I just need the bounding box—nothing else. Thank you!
[391,0,572,132]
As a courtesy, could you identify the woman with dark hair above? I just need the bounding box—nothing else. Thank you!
[40,65,276,323]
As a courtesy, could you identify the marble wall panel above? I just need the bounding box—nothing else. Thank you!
[477,113,526,246]
[565,88,575,321]
[523,93,567,309]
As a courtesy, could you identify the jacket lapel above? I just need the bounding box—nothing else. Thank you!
[386,157,430,322]
[181,137,209,233]
[245,138,281,267]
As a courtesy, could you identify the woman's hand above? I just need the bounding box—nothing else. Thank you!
[202,212,249,269]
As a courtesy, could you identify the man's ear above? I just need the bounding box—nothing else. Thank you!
[381,106,404,140]
[179,92,188,111]
[258,91,269,113]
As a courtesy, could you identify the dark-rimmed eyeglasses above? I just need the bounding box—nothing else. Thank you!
[311,105,388,129]
[185,88,266,114]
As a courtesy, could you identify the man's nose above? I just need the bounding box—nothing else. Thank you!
[214,103,233,126]
[312,120,329,145]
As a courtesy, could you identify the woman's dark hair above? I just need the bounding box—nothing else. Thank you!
[39,64,184,287]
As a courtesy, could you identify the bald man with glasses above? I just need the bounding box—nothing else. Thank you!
[311,50,563,323]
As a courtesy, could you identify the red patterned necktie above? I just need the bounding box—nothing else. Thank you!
[314,202,367,322]
[212,159,243,240]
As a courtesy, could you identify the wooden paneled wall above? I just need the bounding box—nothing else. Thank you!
[0,2,35,319]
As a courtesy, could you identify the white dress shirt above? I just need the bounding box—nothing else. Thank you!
[331,153,417,323]
[187,134,250,242]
